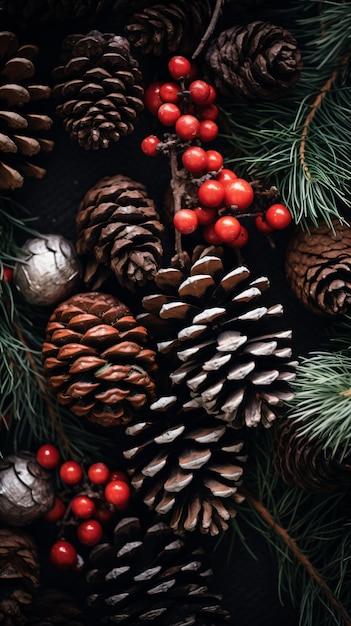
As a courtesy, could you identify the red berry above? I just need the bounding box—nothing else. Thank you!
[168,55,192,80]
[204,85,217,104]
[255,215,274,234]
[214,216,241,244]
[36,444,60,470]
[93,503,114,523]
[50,540,77,569]
[265,203,292,230]
[59,461,83,485]
[71,495,96,519]
[109,470,129,483]
[88,462,110,485]
[144,81,163,115]
[104,480,131,509]
[216,168,238,186]
[77,519,103,546]
[202,223,224,245]
[157,102,181,126]
[173,209,199,235]
[198,180,225,208]
[2,266,13,282]
[44,497,66,522]
[193,206,217,226]
[181,146,207,174]
[224,179,254,211]
[227,225,249,248]
[197,103,219,121]
[175,114,200,140]
[159,81,180,104]
[206,149,224,172]
[141,135,161,157]
[198,119,218,142]
[189,79,211,104]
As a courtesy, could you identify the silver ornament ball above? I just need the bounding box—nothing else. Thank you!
[14,234,82,306]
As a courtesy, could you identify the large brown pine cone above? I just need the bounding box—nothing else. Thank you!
[204,21,302,101]
[52,31,144,150]
[0,452,55,526]
[124,0,213,56]
[0,526,40,626]
[273,418,351,493]
[0,31,53,190]
[42,291,157,427]
[76,174,164,292]
[139,249,297,428]
[86,508,230,624]
[285,220,351,316]
[124,401,246,535]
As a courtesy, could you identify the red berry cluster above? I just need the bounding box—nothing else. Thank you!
[141,55,292,249]
[36,444,131,570]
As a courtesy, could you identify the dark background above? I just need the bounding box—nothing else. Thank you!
[2,2,330,623]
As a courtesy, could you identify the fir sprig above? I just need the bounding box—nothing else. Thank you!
[220,0,351,228]
[227,429,351,626]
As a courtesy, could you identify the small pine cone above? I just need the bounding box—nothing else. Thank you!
[124,0,213,57]
[52,32,144,150]
[26,587,84,625]
[0,31,54,190]
[273,418,351,493]
[285,220,351,316]
[76,174,164,292]
[41,291,157,427]
[204,21,303,101]
[0,525,40,626]
[86,508,230,624]
[139,251,297,428]
[0,0,112,27]
[124,402,246,535]
[0,452,55,526]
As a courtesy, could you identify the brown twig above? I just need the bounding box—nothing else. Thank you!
[192,0,225,59]
[13,321,77,460]
[169,144,188,268]
[300,53,351,180]
[241,488,351,626]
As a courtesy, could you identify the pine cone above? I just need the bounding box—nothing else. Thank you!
[76,174,164,292]
[0,452,55,526]
[52,32,144,150]
[285,220,351,316]
[26,587,84,625]
[85,508,230,624]
[0,31,53,190]
[204,21,303,101]
[139,250,297,428]
[0,525,40,626]
[41,291,157,427]
[273,418,351,493]
[124,402,246,535]
[0,0,112,27]
[124,0,213,56]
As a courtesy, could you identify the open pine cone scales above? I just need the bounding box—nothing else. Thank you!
[139,251,297,428]
[0,526,40,626]
[53,31,144,149]
[0,30,53,189]
[124,402,246,535]
[76,174,164,291]
[41,291,157,427]
[124,0,213,56]
[204,21,302,101]
[86,510,229,624]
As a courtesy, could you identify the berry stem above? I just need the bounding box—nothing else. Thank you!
[169,143,188,267]
[192,0,225,59]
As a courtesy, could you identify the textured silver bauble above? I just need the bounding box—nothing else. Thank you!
[13,234,82,306]
[0,452,55,525]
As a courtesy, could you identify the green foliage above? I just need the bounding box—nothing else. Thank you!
[226,429,351,626]
[220,0,351,228]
